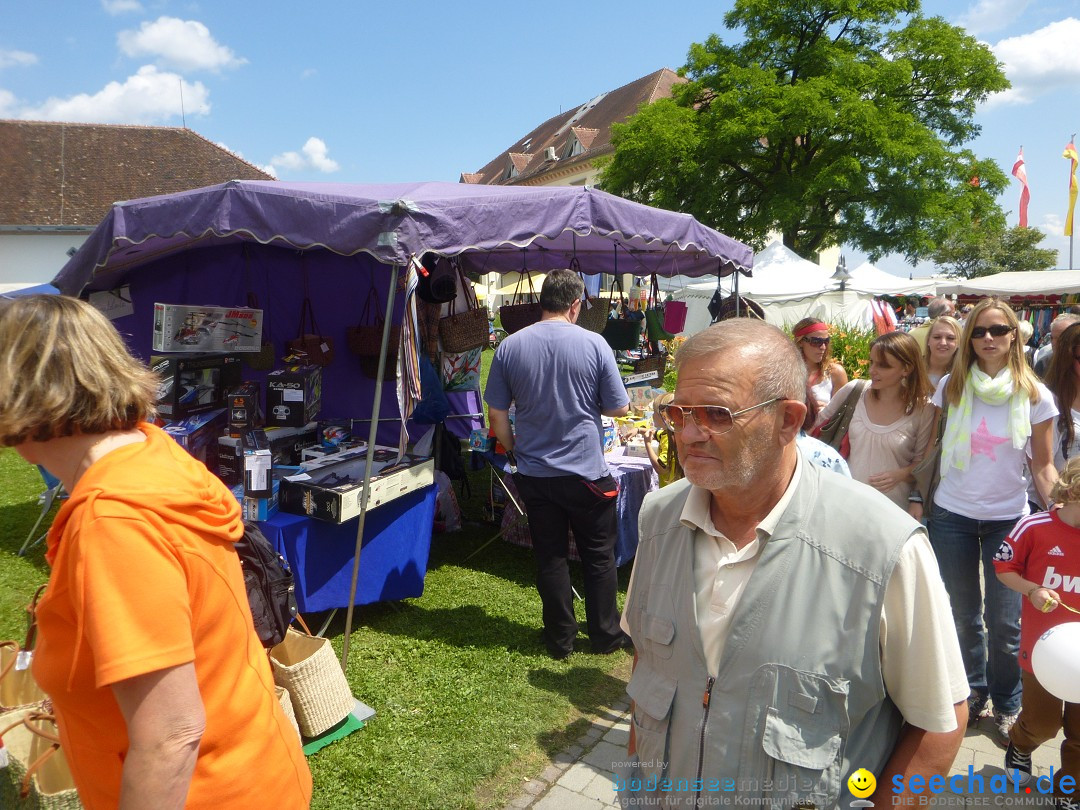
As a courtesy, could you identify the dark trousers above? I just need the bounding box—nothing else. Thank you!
[1011,670,1080,793]
[514,472,623,655]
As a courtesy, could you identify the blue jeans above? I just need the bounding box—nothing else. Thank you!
[927,503,1022,715]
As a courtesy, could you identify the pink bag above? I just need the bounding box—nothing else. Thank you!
[663,300,688,334]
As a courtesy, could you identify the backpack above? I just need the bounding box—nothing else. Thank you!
[235,522,297,647]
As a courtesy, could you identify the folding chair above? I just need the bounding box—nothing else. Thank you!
[19,467,64,556]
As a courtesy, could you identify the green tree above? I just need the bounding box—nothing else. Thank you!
[933,224,1058,278]
[599,0,1010,263]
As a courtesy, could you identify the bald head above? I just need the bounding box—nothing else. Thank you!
[675,319,808,402]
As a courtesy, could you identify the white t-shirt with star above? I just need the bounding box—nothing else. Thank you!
[932,374,1057,521]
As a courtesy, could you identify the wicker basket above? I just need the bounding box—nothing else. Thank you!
[269,628,355,738]
[500,302,543,334]
[0,710,82,810]
[633,354,667,383]
[275,685,302,742]
[576,297,609,333]
[1,641,46,712]
[439,306,488,352]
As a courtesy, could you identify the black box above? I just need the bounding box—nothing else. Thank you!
[226,381,263,434]
[265,423,319,466]
[216,435,243,487]
[151,353,242,419]
[241,429,272,498]
[266,366,322,427]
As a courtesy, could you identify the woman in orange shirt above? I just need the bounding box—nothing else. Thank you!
[0,295,311,810]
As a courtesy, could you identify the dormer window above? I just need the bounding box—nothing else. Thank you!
[506,162,519,180]
[565,136,584,159]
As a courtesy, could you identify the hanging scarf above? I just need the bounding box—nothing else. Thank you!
[940,365,1031,476]
[396,258,423,460]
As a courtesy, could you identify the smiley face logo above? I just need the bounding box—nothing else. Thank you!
[847,768,876,798]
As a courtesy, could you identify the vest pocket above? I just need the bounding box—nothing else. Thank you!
[625,664,676,792]
[641,613,675,660]
[739,664,849,807]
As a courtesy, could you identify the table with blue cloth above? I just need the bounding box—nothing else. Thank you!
[259,484,438,613]
[482,447,659,566]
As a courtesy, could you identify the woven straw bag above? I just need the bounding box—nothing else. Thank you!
[499,269,542,334]
[2,586,48,713]
[0,710,83,810]
[269,628,354,738]
[274,685,302,742]
[632,354,667,383]
[576,297,608,333]
[438,262,488,353]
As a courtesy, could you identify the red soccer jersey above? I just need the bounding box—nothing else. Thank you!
[994,510,1080,673]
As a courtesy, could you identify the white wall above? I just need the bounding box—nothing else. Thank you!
[0,231,90,286]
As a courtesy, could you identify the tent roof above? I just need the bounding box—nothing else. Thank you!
[934,269,1080,297]
[53,180,753,295]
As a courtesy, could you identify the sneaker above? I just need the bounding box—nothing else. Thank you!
[967,693,989,727]
[992,709,1019,748]
[1003,742,1032,786]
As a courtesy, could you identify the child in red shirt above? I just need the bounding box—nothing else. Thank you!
[995,456,1080,808]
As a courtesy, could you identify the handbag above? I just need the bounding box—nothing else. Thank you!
[438,261,489,352]
[269,627,355,738]
[601,277,641,351]
[286,297,334,367]
[0,710,82,810]
[809,380,867,459]
[570,260,608,334]
[1,585,47,712]
[440,347,482,392]
[912,409,948,506]
[662,300,688,334]
[499,269,542,334]
[644,274,676,342]
[347,288,401,379]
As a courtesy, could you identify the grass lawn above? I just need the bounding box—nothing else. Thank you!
[0,345,634,809]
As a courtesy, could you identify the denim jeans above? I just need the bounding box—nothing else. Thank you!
[927,503,1022,715]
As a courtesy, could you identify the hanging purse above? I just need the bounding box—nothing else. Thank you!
[499,262,543,334]
[601,275,642,351]
[286,297,335,367]
[644,274,676,342]
[809,381,867,459]
[912,409,948,506]
[438,260,489,352]
[571,258,608,334]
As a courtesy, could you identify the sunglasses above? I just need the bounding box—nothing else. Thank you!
[802,336,831,347]
[971,324,1015,339]
[657,398,784,436]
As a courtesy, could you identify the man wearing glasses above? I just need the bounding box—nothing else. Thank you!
[486,269,631,659]
[618,319,968,808]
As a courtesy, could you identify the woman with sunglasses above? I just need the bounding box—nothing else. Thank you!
[792,318,848,409]
[924,298,1058,745]
[1042,321,1080,476]
[924,316,962,391]
[817,331,933,509]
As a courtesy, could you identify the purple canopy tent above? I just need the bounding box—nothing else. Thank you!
[54,180,753,664]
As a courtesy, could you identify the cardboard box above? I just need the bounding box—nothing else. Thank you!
[266,366,322,427]
[216,435,243,486]
[226,381,263,434]
[279,449,434,523]
[241,429,272,498]
[162,408,227,467]
[152,353,242,419]
[230,480,280,522]
[264,422,319,466]
[153,303,264,353]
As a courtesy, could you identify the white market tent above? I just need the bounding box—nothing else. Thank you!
[670,241,937,333]
[935,269,1080,297]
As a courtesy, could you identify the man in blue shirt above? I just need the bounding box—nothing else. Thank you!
[486,269,631,659]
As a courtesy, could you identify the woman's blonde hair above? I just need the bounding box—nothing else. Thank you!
[923,315,962,371]
[943,298,1040,407]
[0,295,158,445]
[869,331,931,413]
[1050,455,1080,504]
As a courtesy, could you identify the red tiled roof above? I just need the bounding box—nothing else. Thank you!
[466,68,686,186]
[0,120,275,227]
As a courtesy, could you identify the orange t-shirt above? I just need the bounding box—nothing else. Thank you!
[33,423,312,809]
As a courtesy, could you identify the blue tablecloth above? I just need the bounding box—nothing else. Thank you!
[260,484,438,612]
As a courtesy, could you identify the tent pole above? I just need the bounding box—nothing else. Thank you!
[733,264,740,317]
[341,265,400,669]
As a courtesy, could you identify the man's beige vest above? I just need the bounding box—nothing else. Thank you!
[622,457,918,809]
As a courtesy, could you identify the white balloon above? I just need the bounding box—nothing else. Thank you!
[1031,622,1080,704]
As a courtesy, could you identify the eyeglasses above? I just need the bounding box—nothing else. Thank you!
[657,398,784,436]
[802,336,831,347]
[971,324,1015,339]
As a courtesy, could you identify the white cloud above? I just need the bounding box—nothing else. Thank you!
[117,16,245,72]
[956,0,1032,37]
[301,68,317,79]
[260,164,278,179]
[269,137,339,174]
[101,0,143,14]
[1042,213,1065,238]
[18,65,210,124]
[985,18,1080,106]
[0,49,38,69]
[0,88,16,116]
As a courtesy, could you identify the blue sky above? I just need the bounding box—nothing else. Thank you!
[2,0,1080,277]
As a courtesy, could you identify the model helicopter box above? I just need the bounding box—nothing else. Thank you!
[151,353,242,419]
[152,303,264,353]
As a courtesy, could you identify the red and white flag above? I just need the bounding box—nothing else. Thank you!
[1012,148,1030,228]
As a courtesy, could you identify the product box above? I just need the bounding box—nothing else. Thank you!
[216,435,243,487]
[266,366,322,428]
[152,353,242,419]
[241,429,272,498]
[162,408,228,467]
[279,448,434,523]
[624,437,654,459]
[230,480,280,522]
[602,419,618,454]
[153,303,264,353]
[468,428,494,453]
[226,381,263,434]
[264,422,319,466]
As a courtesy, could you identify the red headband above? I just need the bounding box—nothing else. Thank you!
[793,323,829,338]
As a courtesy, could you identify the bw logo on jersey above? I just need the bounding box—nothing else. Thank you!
[993,541,1014,563]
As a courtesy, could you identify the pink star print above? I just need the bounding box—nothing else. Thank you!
[970,417,1009,461]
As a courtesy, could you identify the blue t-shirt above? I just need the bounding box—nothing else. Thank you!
[484,319,628,479]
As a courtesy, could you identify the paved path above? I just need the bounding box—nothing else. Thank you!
[506,703,1068,809]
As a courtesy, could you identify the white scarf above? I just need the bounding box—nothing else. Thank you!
[940,365,1030,476]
